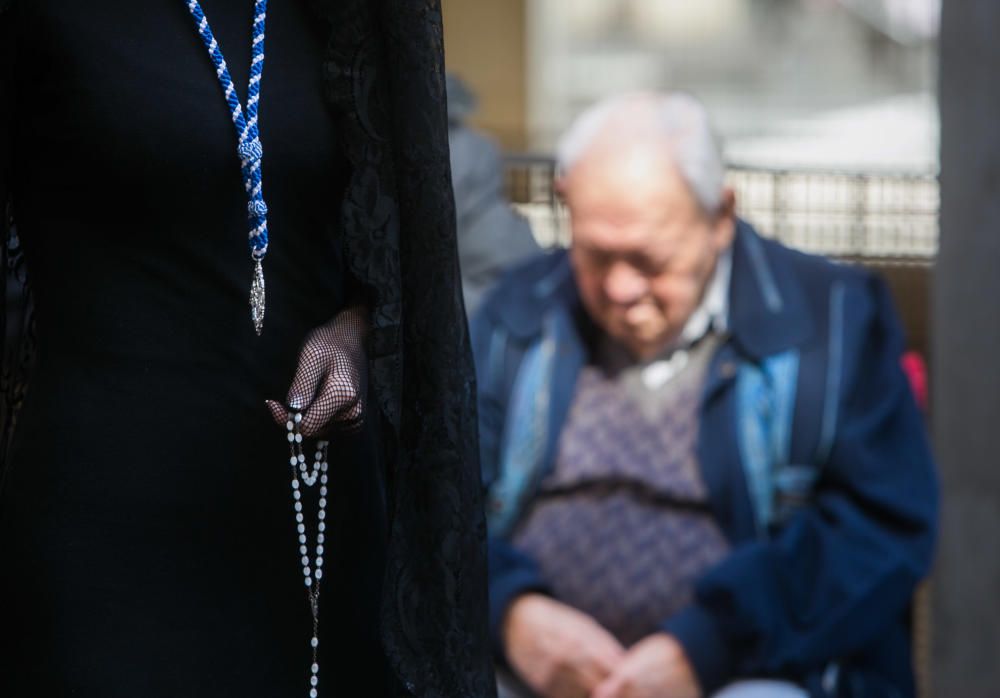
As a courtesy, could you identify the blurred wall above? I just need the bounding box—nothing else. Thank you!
[522,0,937,157]
[933,1,1000,695]
[442,0,528,150]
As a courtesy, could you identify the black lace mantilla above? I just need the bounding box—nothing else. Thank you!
[0,1,495,695]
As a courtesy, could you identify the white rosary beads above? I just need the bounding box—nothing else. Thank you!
[286,412,329,698]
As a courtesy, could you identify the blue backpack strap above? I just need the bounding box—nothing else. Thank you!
[487,320,558,538]
[735,281,848,536]
[815,281,847,465]
[736,349,801,538]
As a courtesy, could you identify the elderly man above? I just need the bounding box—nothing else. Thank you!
[471,93,937,698]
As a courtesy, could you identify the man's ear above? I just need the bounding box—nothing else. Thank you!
[713,186,737,249]
[554,175,567,202]
[719,186,736,220]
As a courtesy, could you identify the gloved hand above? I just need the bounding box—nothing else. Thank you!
[267,303,368,437]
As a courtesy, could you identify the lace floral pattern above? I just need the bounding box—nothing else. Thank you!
[309,2,494,694]
[0,0,35,493]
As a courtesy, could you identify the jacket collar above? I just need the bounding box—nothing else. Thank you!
[726,218,814,359]
[491,219,814,359]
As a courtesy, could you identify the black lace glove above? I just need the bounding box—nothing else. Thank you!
[267,303,368,437]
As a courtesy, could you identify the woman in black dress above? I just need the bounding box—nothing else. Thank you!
[0,1,493,696]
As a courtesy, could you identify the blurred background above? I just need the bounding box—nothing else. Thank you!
[440,0,999,696]
[446,0,938,161]
[445,0,938,358]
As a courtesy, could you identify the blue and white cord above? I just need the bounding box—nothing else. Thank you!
[185,0,271,334]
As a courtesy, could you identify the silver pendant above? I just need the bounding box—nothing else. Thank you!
[251,257,266,336]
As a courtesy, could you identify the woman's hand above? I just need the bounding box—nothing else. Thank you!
[267,304,368,437]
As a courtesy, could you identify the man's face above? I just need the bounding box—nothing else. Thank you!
[563,147,734,360]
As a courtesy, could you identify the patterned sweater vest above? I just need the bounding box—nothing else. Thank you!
[512,333,730,646]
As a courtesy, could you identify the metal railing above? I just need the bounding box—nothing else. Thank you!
[504,155,939,261]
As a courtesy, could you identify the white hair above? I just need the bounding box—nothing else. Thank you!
[555,92,726,213]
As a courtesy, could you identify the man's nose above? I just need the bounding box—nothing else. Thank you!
[604,262,648,304]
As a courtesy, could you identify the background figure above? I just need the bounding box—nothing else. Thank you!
[474,92,937,698]
[447,74,540,315]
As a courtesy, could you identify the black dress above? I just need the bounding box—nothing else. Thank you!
[0,1,392,695]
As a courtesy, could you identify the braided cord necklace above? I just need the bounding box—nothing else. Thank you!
[183,4,331,696]
[184,0,270,335]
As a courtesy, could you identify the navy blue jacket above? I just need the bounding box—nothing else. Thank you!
[470,222,938,697]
